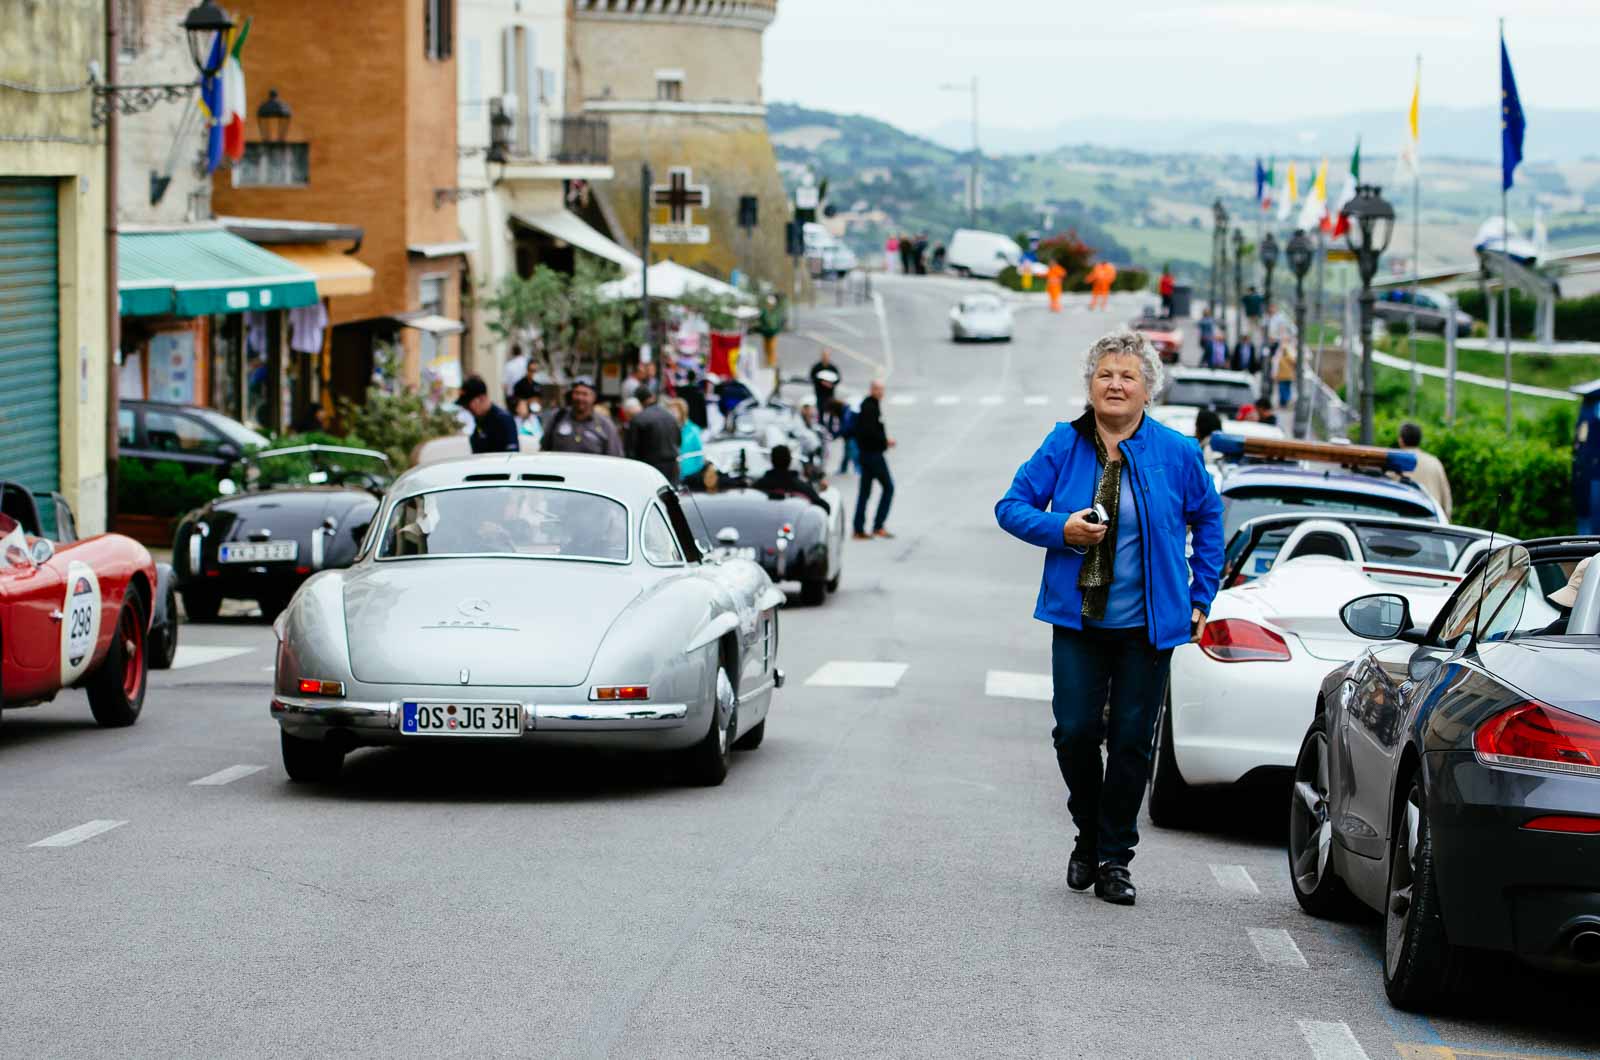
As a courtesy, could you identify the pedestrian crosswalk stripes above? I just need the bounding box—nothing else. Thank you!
[978,394,1004,406]
[887,394,917,406]
[984,670,1052,701]
[1297,1021,1371,1060]
[1023,395,1050,406]
[29,820,127,848]
[869,393,1072,408]
[804,661,908,688]
[933,395,960,406]
[1248,927,1309,968]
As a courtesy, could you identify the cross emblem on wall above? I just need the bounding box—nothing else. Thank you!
[651,167,709,224]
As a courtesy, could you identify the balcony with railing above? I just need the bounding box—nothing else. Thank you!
[550,116,609,166]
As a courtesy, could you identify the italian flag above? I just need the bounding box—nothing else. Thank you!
[222,18,252,162]
[1329,140,1360,237]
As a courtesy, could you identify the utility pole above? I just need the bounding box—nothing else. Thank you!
[939,77,979,227]
[639,162,651,378]
[105,0,121,524]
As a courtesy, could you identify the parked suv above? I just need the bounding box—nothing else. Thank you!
[118,400,270,479]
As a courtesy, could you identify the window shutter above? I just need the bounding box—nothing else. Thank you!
[521,28,539,157]
[500,26,522,155]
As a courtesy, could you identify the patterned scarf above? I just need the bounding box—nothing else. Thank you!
[1078,424,1124,621]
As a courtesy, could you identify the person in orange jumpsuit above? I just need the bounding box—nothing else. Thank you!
[1046,261,1066,313]
[1088,261,1117,311]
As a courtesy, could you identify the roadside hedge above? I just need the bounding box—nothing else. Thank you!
[116,458,220,518]
[993,264,1150,294]
[1457,288,1600,343]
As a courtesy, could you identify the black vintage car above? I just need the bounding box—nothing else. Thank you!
[1289,538,1600,1008]
[172,445,390,621]
[683,439,844,606]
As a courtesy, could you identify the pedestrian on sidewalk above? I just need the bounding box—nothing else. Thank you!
[994,328,1224,906]
[885,234,900,274]
[1158,266,1175,317]
[827,396,859,475]
[669,397,705,481]
[1397,422,1453,520]
[1273,342,1298,409]
[1197,306,1216,359]
[458,375,521,455]
[624,384,681,485]
[1231,332,1258,374]
[541,377,624,456]
[851,379,895,539]
[1242,285,1265,342]
[898,233,914,275]
[810,348,841,410]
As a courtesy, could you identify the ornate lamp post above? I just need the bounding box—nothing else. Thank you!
[1211,199,1228,315]
[1286,229,1315,437]
[1341,185,1397,445]
[93,1,235,125]
[1231,226,1245,347]
[1259,231,1279,308]
[255,89,291,143]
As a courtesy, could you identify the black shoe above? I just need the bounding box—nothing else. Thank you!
[1094,863,1136,906]
[1067,850,1096,891]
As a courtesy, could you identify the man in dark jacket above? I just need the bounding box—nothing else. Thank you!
[542,377,623,456]
[810,348,840,410]
[459,375,520,454]
[624,383,681,484]
[754,445,829,513]
[852,379,895,539]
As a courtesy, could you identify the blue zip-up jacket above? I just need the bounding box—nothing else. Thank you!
[995,409,1226,650]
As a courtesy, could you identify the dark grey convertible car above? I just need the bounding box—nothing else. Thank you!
[1288,538,1600,1009]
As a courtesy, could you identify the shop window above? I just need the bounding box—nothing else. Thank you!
[425,0,453,60]
[656,71,683,102]
[234,143,310,188]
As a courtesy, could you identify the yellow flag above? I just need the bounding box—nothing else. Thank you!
[1297,158,1328,231]
[1277,162,1298,221]
[1400,61,1421,177]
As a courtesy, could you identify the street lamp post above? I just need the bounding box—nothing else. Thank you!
[1211,199,1228,315]
[1232,227,1245,348]
[255,89,291,142]
[1286,229,1314,438]
[1260,231,1279,309]
[939,77,980,228]
[1341,185,1397,445]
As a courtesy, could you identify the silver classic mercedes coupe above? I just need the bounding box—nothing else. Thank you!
[268,453,786,786]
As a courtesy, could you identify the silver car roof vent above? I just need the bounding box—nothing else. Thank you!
[463,473,512,482]
[520,473,565,482]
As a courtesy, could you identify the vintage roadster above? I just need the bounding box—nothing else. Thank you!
[269,453,786,786]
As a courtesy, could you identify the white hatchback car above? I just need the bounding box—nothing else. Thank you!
[1148,513,1497,826]
[949,294,1014,342]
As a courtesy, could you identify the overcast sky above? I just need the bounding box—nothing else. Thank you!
[764,1,1596,137]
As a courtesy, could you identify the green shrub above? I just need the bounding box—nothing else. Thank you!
[1430,430,1572,540]
[1111,267,1150,293]
[116,457,219,518]
[994,265,1045,293]
[1457,288,1600,342]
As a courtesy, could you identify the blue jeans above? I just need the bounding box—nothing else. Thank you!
[853,449,893,533]
[1277,380,1292,406]
[1050,625,1173,866]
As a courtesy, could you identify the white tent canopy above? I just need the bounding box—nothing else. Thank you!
[597,260,751,305]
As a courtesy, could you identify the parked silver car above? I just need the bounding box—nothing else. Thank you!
[269,454,786,786]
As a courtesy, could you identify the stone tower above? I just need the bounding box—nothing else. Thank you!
[570,0,790,288]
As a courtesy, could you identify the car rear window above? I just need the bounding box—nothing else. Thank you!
[378,486,628,562]
[1163,380,1254,412]
[1222,488,1436,537]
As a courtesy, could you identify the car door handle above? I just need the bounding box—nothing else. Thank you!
[49,609,64,622]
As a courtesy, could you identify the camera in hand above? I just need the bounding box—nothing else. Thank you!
[1083,503,1110,526]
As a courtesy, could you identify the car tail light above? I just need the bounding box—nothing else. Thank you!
[1474,701,1600,777]
[297,678,345,697]
[1198,619,1291,662]
[591,685,649,701]
[1522,815,1600,834]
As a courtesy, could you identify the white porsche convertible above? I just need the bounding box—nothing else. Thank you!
[1148,513,1497,826]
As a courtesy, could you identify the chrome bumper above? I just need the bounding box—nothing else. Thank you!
[270,696,690,732]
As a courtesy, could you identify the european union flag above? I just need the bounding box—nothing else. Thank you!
[199,31,226,174]
[1501,35,1525,191]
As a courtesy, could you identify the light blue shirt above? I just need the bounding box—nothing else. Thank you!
[1083,463,1146,630]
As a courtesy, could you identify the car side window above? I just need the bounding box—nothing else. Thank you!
[144,410,221,454]
[1229,526,1292,586]
[641,504,684,566]
[659,489,706,561]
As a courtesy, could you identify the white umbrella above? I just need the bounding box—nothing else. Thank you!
[597,260,751,303]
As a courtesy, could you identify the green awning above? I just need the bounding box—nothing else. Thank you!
[118,229,320,318]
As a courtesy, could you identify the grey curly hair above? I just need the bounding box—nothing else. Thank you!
[1081,328,1165,401]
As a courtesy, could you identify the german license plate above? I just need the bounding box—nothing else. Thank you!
[219,541,297,563]
[401,701,523,737]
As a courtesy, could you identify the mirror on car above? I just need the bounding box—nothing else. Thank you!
[28,537,53,565]
[716,526,740,546]
[1340,593,1411,640]
[216,442,242,461]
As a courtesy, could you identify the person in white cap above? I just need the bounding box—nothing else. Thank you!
[1535,554,1597,636]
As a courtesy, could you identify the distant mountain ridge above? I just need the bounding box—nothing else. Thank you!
[917,107,1600,164]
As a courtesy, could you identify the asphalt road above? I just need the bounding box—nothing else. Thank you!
[2,276,1596,1059]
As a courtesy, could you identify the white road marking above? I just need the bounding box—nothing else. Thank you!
[1248,927,1309,968]
[190,764,267,787]
[984,670,1052,701]
[30,819,127,848]
[933,395,960,406]
[1296,1020,1370,1060]
[871,290,895,379]
[169,644,254,670]
[818,316,866,338]
[804,661,908,688]
[1024,395,1050,406]
[1210,864,1260,894]
[888,394,918,406]
[978,394,1003,406]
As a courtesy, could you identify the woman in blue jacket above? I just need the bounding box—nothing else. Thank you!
[996,329,1225,906]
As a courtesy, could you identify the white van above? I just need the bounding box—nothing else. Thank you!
[945,229,1021,279]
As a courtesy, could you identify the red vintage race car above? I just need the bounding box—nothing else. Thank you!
[0,507,158,728]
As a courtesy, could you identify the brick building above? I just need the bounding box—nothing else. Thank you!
[212,0,468,411]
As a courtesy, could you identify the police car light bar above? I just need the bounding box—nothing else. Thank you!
[1208,434,1418,474]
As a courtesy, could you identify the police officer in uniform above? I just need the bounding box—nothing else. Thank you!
[541,376,623,456]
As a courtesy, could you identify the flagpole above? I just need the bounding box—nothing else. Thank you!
[1501,19,1513,437]
[1408,53,1421,415]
